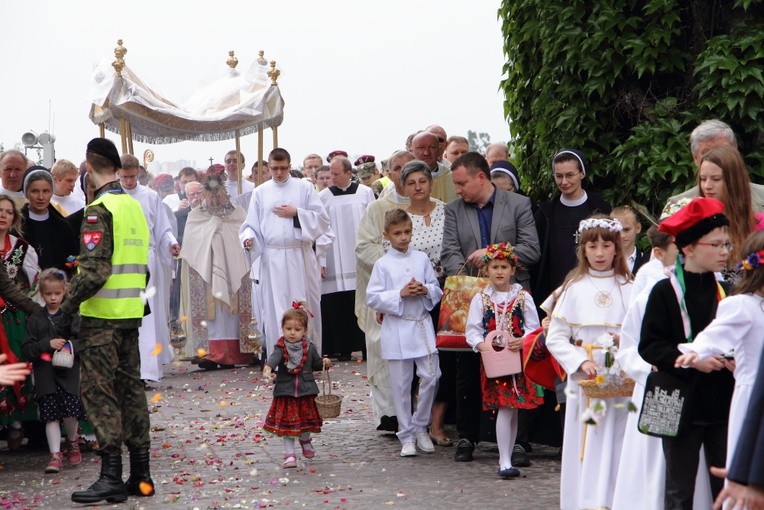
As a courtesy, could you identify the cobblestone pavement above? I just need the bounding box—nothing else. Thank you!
[0,358,561,509]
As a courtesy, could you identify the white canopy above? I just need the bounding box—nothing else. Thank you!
[89,58,284,144]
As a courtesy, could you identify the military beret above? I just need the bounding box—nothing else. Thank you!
[87,138,122,169]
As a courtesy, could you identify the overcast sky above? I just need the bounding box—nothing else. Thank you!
[0,1,510,174]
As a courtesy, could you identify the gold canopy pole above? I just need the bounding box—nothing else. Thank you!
[119,118,128,155]
[257,129,264,185]
[99,123,105,138]
[235,130,242,195]
[226,51,243,194]
[268,60,280,149]
[112,40,128,154]
[126,121,134,155]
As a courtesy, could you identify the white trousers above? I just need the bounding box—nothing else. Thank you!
[387,354,440,445]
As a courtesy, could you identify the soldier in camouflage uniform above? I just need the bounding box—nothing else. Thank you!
[62,138,153,504]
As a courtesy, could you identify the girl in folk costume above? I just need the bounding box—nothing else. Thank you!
[676,230,764,475]
[543,215,633,510]
[0,195,40,449]
[262,302,331,468]
[22,269,85,474]
[466,242,542,479]
[639,197,734,510]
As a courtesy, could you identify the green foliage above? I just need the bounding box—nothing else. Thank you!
[467,130,492,154]
[499,0,764,215]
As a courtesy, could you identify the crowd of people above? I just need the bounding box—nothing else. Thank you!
[0,118,763,508]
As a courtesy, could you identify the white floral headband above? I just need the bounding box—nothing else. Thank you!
[578,218,623,234]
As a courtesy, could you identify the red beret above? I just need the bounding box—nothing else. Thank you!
[354,155,375,166]
[658,197,728,248]
[326,150,348,163]
[153,173,174,189]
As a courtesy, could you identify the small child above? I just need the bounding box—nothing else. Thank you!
[466,242,541,478]
[639,197,735,508]
[611,205,647,275]
[22,269,85,474]
[366,208,443,457]
[262,302,331,468]
[544,215,633,510]
[675,230,764,471]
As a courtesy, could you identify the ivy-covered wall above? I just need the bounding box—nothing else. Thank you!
[499,0,763,214]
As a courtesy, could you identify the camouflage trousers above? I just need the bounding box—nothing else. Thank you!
[79,326,150,454]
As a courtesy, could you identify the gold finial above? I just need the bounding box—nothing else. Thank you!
[112,39,127,77]
[267,60,280,85]
[257,50,267,66]
[143,149,154,169]
[226,50,238,69]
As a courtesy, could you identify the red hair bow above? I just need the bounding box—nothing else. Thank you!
[291,300,314,317]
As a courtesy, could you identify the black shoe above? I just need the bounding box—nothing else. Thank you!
[512,444,531,467]
[218,364,235,370]
[71,453,128,503]
[125,448,155,497]
[198,360,219,370]
[376,415,399,432]
[498,467,521,479]
[454,438,475,462]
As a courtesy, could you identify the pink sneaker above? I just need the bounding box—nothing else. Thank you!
[67,439,82,465]
[45,452,63,474]
[283,453,297,468]
[299,439,315,458]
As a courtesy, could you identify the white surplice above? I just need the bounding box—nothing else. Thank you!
[238,175,330,354]
[319,183,375,294]
[544,269,632,510]
[612,273,713,510]
[355,189,410,425]
[679,293,764,467]
[124,184,177,381]
[51,193,85,217]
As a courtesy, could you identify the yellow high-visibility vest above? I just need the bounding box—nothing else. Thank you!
[79,191,149,320]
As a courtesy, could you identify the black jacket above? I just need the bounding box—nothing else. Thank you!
[531,192,611,304]
[266,339,323,398]
[22,310,81,399]
[638,271,734,424]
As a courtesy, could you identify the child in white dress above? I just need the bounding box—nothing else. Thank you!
[544,215,632,510]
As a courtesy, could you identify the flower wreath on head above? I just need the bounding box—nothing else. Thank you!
[578,217,623,235]
[482,242,520,267]
[737,249,764,271]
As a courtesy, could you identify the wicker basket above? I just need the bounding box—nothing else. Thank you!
[52,341,74,369]
[315,367,342,419]
[577,376,635,399]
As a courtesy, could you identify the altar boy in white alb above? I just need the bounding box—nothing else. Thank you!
[119,155,179,382]
[366,209,442,458]
[319,156,375,359]
[239,148,331,356]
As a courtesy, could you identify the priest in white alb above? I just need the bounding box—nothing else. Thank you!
[119,155,178,382]
[355,150,413,431]
[319,156,375,360]
[239,148,331,356]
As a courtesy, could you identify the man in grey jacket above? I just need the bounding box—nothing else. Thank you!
[441,152,540,462]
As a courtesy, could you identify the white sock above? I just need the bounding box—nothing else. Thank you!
[496,407,518,470]
[284,437,295,455]
[46,421,62,454]
[63,417,79,442]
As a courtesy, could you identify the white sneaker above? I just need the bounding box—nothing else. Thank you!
[400,443,417,457]
[415,431,435,453]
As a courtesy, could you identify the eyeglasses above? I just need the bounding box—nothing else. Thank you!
[695,241,734,252]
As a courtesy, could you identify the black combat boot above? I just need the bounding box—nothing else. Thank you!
[71,453,128,503]
[125,448,155,496]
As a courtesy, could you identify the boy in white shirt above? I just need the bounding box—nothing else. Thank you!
[366,208,443,457]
